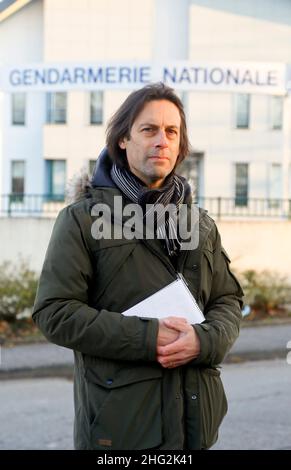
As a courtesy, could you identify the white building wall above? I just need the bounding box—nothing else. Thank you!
[1,217,291,281]
[0,0,291,199]
[189,0,291,62]
[188,92,287,198]
[152,0,189,60]
[42,0,154,181]
[43,0,154,62]
[2,91,46,194]
[187,0,291,198]
[0,0,44,195]
[1,0,291,278]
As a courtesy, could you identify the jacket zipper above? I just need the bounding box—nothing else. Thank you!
[141,239,189,447]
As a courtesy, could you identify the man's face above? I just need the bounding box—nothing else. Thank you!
[119,99,181,188]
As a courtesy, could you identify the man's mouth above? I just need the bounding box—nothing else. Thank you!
[148,155,169,160]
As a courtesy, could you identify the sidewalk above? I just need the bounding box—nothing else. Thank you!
[1,322,291,379]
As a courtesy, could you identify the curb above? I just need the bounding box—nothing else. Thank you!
[223,349,286,363]
[0,349,287,380]
[0,364,74,381]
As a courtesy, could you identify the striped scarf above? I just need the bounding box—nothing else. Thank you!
[110,163,188,256]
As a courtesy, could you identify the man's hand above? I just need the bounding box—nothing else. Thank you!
[156,317,201,368]
[157,317,185,347]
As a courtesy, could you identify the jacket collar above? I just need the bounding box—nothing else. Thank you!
[91,148,116,188]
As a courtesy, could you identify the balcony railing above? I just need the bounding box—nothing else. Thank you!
[0,194,66,217]
[196,197,291,220]
[0,194,291,220]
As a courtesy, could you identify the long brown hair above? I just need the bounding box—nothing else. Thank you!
[106,82,191,169]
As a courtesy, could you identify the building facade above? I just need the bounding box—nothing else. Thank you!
[1,0,291,216]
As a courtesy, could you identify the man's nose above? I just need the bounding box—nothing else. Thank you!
[155,130,168,148]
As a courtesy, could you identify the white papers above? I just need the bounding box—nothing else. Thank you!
[122,277,205,324]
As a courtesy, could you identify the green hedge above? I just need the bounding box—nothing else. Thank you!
[0,260,38,323]
[239,269,291,317]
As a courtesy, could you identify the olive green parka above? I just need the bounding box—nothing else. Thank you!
[33,160,243,450]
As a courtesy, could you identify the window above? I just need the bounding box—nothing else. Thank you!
[46,160,66,200]
[235,94,250,129]
[269,163,282,208]
[89,159,96,176]
[46,93,67,124]
[12,93,26,125]
[179,152,204,201]
[90,91,103,124]
[271,96,283,130]
[11,161,25,202]
[235,163,248,207]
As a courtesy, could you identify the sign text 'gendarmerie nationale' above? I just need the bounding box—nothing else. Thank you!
[0,61,287,94]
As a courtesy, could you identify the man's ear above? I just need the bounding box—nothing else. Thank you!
[119,137,127,150]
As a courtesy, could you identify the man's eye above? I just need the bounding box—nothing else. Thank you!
[167,129,177,135]
[142,127,153,132]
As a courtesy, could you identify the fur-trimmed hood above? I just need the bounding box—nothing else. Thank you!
[66,148,115,204]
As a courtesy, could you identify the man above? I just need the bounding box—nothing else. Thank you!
[33,83,243,450]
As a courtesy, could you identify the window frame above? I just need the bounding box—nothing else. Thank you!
[46,92,67,125]
[11,160,25,202]
[270,95,283,131]
[11,93,26,126]
[234,162,249,207]
[235,93,250,129]
[89,91,104,125]
[46,159,66,201]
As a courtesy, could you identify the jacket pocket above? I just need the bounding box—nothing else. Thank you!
[200,249,214,307]
[221,247,244,298]
[198,367,228,449]
[84,362,163,450]
[203,249,214,275]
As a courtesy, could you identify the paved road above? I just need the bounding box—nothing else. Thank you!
[0,377,74,450]
[1,323,291,377]
[212,359,291,450]
[0,359,290,450]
